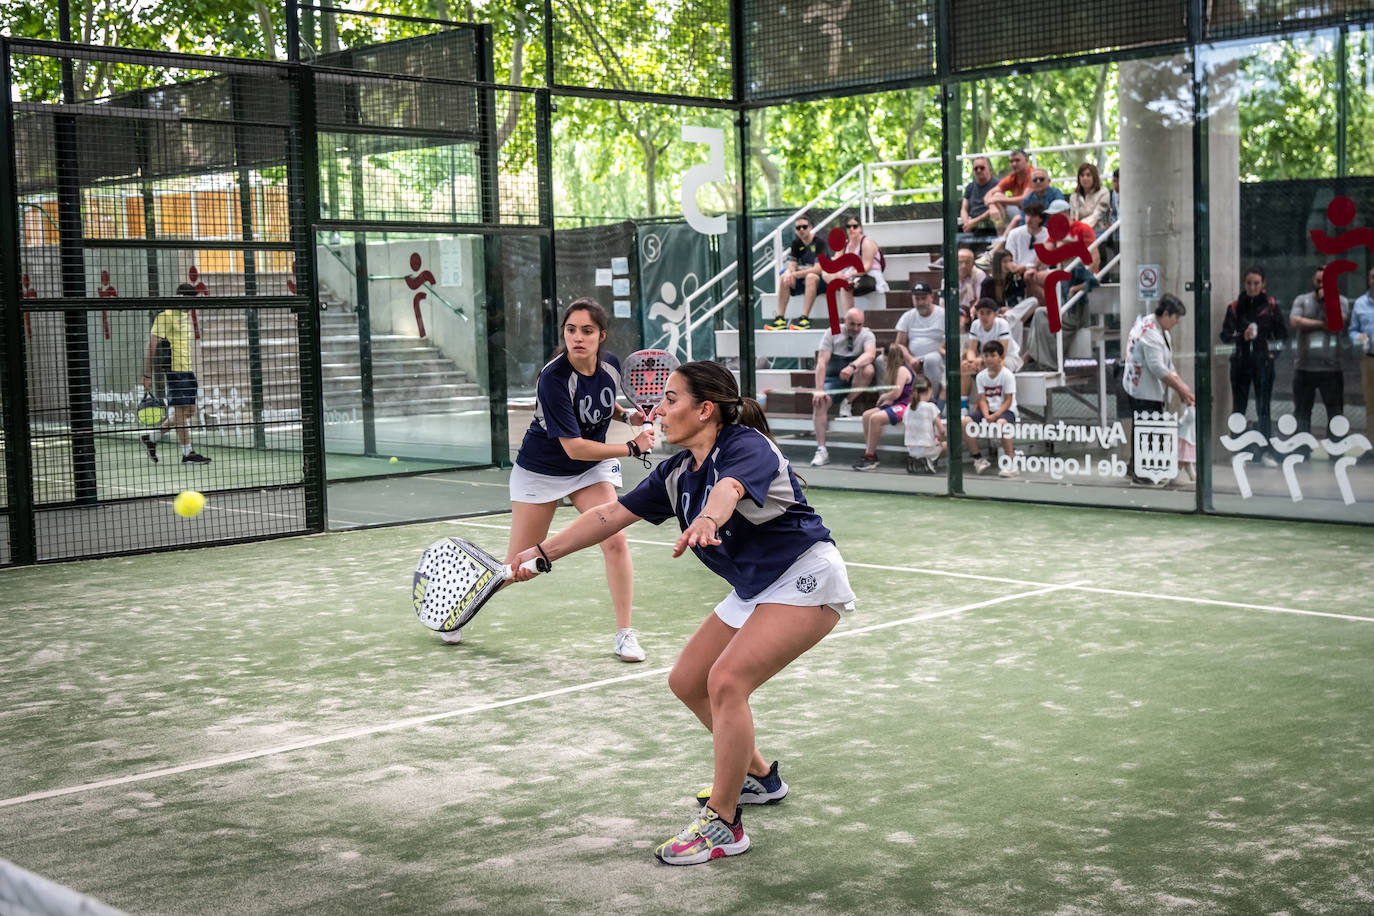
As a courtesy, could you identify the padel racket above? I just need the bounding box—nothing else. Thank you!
[413,536,549,632]
[136,391,167,426]
[622,348,681,441]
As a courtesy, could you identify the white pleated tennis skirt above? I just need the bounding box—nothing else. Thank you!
[713,541,856,628]
[508,458,623,504]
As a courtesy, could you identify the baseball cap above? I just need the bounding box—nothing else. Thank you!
[911,282,933,294]
[1046,199,1071,215]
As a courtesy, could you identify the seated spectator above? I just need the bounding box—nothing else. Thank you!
[962,340,1019,477]
[980,248,1035,351]
[1020,167,1066,215]
[982,149,1033,234]
[960,157,999,236]
[1024,199,1098,369]
[810,307,877,467]
[1069,162,1111,234]
[852,343,916,471]
[1001,202,1048,278]
[957,247,986,315]
[765,216,824,331]
[967,297,1023,373]
[822,216,888,312]
[903,376,946,474]
[894,282,946,401]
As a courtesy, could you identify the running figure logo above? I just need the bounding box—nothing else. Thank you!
[405,252,437,339]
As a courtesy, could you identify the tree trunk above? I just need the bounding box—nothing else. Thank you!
[254,1,278,59]
[752,110,782,209]
[496,8,527,150]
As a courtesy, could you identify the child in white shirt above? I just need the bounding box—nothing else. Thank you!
[903,376,946,474]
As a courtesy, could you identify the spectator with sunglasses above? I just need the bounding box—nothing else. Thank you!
[1020,168,1066,215]
[821,216,888,312]
[765,217,825,331]
[960,156,999,236]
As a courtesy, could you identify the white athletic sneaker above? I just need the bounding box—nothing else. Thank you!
[614,627,646,662]
[997,467,1019,478]
[974,456,992,475]
[439,628,463,645]
[837,399,853,418]
[810,446,830,467]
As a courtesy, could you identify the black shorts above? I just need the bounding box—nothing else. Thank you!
[166,371,199,407]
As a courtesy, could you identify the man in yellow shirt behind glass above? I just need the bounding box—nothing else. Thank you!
[140,284,211,464]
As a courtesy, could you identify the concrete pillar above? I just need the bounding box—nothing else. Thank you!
[1207,59,1242,426]
[1119,54,1195,388]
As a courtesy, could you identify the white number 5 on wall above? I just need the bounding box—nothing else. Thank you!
[681,125,726,236]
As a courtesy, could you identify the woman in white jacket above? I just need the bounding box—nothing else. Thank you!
[1123,294,1196,413]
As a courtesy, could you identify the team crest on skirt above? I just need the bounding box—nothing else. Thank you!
[795,574,818,594]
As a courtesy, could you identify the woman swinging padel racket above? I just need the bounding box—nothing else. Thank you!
[510,360,855,865]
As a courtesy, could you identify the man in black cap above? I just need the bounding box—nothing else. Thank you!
[894,282,946,402]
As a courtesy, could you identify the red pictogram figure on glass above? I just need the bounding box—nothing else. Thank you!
[405,252,436,338]
[815,227,865,334]
[21,273,36,338]
[1310,196,1373,334]
[182,266,206,339]
[1032,213,1092,334]
[97,268,117,339]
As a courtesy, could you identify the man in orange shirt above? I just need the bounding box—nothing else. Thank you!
[982,149,1033,235]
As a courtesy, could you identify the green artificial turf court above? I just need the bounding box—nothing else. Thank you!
[1,491,1372,914]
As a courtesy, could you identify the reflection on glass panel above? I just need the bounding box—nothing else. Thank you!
[316,231,492,476]
[1204,32,1374,523]
[947,54,1195,507]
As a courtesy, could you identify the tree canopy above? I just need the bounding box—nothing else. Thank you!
[2,3,1369,220]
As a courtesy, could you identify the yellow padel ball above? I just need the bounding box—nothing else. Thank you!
[389,456,399,463]
[174,490,206,518]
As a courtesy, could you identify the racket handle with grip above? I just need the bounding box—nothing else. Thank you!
[500,556,550,579]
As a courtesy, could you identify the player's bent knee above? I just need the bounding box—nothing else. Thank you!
[599,530,630,560]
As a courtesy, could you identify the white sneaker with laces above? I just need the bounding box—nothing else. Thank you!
[811,446,829,467]
[838,399,853,418]
[614,627,646,662]
[974,456,992,475]
[997,468,1019,478]
[439,628,463,645]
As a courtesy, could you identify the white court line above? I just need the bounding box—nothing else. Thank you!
[452,520,1374,624]
[0,577,1062,810]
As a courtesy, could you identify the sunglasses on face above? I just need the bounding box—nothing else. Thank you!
[795,224,810,230]
[846,223,861,229]
[1032,176,1047,183]
[973,165,988,171]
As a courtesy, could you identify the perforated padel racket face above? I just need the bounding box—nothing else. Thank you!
[623,349,681,418]
[413,537,508,632]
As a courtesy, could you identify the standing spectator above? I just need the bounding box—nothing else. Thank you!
[962,340,1019,477]
[957,247,987,315]
[894,283,946,400]
[810,307,877,467]
[903,377,946,474]
[822,216,887,312]
[1020,167,1066,214]
[853,343,915,471]
[1069,163,1111,234]
[765,217,824,331]
[960,157,999,236]
[1123,294,1196,414]
[140,285,211,465]
[1290,266,1351,440]
[983,149,1033,233]
[1220,266,1287,467]
[1349,265,1374,447]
